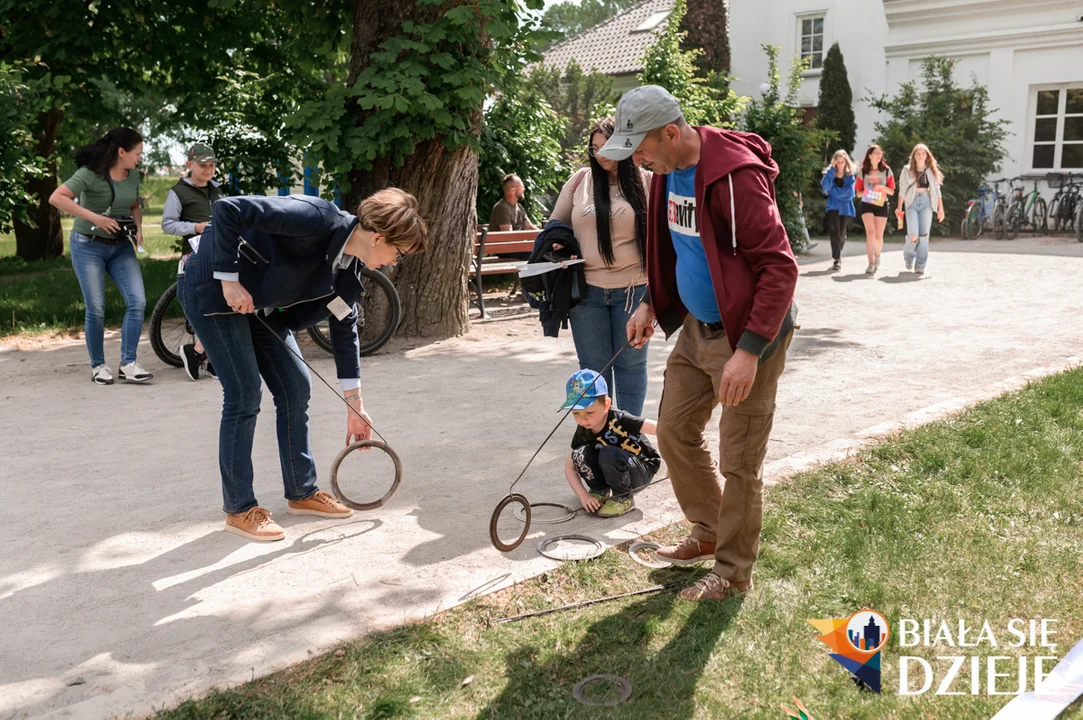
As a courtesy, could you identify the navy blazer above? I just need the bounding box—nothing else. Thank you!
[186,195,363,382]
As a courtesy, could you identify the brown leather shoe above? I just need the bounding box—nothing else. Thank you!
[677,572,752,602]
[287,490,353,518]
[225,507,285,542]
[655,536,715,566]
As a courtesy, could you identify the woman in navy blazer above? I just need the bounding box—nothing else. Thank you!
[178,189,428,542]
[821,150,857,272]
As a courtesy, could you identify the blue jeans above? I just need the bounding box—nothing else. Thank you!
[178,271,319,515]
[904,192,933,271]
[568,283,649,415]
[69,231,146,367]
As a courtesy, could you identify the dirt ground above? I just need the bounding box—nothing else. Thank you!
[1,236,1081,719]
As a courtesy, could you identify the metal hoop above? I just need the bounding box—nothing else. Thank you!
[628,541,671,569]
[537,534,605,561]
[490,493,531,552]
[329,440,402,511]
[572,674,633,706]
[513,502,576,524]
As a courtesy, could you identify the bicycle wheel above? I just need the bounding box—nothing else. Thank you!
[1033,198,1048,234]
[1005,200,1021,240]
[1076,200,1083,243]
[149,282,192,368]
[962,203,982,239]
[992,203,1007,240]
[1048,195,1063,232]
[306,267,402,357]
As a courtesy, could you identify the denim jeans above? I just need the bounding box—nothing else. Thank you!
[571,444,656,500]
[178,271,320,515]
[568,283,649,415]
[69,231,146,367]
[904,192,933,271]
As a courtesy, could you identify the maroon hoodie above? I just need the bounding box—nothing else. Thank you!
[647,126,798,360]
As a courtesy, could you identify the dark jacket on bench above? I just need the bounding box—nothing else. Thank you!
[521,220,585,338]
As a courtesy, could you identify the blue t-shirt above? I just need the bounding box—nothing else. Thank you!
[667,165,721,323]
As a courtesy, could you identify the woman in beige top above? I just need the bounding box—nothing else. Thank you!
[550,116,651,415]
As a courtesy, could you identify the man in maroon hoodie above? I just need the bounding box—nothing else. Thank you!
[599,85,798,602]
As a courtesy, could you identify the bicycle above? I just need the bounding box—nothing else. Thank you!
[1004,177,1047,240]
[306,266,401,357]
[961,178,1006,239]
[1046,173,1081,233]
[149,263,402,368]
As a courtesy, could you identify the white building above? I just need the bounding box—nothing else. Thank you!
[729,0,1083,177]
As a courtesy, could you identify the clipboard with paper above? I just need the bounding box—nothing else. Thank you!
[516,258,585,278]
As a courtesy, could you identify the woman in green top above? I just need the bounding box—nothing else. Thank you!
[48,127,152,385]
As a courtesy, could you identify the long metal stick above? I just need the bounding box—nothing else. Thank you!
[493,583,679,624]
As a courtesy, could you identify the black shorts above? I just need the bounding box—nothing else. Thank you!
[860,202,889,218]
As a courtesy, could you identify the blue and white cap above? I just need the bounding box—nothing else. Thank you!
[560,369,609,411]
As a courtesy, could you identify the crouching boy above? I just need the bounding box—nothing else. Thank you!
[562,369,661,517]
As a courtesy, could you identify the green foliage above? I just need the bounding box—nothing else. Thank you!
[541,0,642,42]
[816,42,856,159]
[528,60,615,156]
[741,46,835,253]
[477,88,568,222]
[287,0,546,198]
[0,61,50,233]
[636,0,744,128]
[682,0,731,76]
[868,57,1011,234]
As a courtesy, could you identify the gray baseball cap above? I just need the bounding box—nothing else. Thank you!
[598,85,684,161]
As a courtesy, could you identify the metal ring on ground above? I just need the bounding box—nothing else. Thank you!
[329,440,402,511]
[513,502,576,524]
[628,541,672,569]
[490,493,531,552]
[537,534,606,561]
[572,674,633,706]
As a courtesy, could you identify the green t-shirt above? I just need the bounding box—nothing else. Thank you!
[63,166,141,238]
[488,198,527,230]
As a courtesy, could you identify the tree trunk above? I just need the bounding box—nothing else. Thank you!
[346,0,480,340]
[14,108,65,262]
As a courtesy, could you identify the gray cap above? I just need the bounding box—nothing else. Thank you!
[598,85,683,161]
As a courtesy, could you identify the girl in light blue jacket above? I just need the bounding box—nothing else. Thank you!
[821,149,857,272]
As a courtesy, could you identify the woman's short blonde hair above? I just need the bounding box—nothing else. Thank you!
[357,188,429,255]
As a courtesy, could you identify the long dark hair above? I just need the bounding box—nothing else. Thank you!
[588,117,648,267]
[74,127,143,177]
[860,144,890,176]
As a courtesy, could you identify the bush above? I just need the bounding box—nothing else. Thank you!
[0,61,49,234]
[740,46,835,253]
[528,60,615,157]
[637,0,744,128]
[477,87,568,222]
[867,57,1010,235]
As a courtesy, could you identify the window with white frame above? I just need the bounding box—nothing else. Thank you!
[1031,85,1083,171]
[798,14,825,70]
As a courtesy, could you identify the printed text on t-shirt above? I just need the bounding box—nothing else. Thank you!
[668,193,699,237]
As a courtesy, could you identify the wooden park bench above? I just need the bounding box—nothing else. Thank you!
[470,226,540,317]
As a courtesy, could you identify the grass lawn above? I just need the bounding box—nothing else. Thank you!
[157,369,1083,719]
[0,212,180,338]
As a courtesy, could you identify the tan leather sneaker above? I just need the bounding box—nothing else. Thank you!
[225,507,285,542]
[678,572,752,602]
[287,490,353,518]
[655,536,716,566]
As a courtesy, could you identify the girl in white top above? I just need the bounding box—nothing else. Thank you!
[550,116,652,415]
[895,143,945,275]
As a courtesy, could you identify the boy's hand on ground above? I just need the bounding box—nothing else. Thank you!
[719,349,758,407]
[578,492,601,513]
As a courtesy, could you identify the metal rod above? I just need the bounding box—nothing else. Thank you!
[493,583,679,624]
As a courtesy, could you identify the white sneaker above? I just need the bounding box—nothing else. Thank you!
[118,361,153,383]
[91,365,114,385]
[905,261,913,271]
[865,263,876,275]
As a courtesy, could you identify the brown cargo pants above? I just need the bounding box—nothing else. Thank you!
[656,314,793,583]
